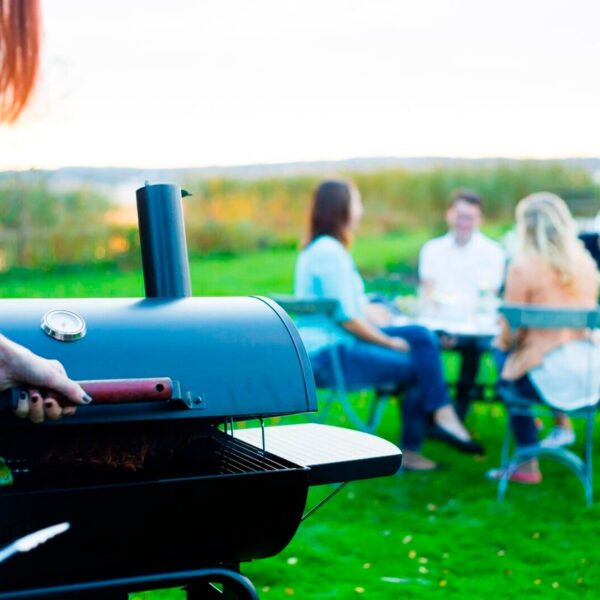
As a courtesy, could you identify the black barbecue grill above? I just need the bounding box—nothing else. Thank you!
[0,183,401,599]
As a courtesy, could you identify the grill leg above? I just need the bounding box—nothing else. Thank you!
[184,567,258,600]
[85,593,129,600]
[185,582,224,599]
[0,570,256,599]
[185,582,257,600]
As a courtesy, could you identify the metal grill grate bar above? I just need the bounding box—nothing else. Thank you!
[215,436,296,474]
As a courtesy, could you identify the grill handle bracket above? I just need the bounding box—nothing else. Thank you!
[181,391,206,410]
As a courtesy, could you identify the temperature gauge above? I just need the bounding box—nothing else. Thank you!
[41,310,86,342]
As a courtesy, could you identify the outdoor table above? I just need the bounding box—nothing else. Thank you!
[392,311,501,405]
[392,312,499,342]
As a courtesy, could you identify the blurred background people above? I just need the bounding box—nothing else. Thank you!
[489,192,600,483]
[295,179,484,471]
[419,189,506,420]
[0,0,90,421]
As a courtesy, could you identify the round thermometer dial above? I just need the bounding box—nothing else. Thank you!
[41,310,86,342]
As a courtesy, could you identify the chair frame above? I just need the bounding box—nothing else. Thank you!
[497,304,600,505]
[271,295,392,434]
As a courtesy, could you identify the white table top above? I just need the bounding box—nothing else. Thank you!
[392,313,500,337]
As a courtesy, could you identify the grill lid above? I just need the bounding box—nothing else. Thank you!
[0,182,317,425]
[0,295,316,426]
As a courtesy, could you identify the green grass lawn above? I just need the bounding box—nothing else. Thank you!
[2,233,599,599]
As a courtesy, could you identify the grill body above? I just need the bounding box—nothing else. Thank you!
[0,290,316,592]
[0,423,308,591]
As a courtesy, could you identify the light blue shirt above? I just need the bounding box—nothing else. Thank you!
[294,235,368,354]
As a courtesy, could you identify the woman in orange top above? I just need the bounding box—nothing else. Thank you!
[490,192,599,483]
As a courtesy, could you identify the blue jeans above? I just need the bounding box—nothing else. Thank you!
[311,325,452,451]
[493,349,542,447]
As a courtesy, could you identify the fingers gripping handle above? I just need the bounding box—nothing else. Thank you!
[0,377,174,411]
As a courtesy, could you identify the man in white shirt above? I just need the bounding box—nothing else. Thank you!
[419,189,506,420]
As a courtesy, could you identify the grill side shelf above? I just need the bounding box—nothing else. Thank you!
[234,423,402,485]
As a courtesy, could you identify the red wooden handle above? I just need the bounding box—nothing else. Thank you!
[2,378,175,411]
[77,378,173,404]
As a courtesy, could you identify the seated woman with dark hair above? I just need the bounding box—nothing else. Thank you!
[294,179,483,471]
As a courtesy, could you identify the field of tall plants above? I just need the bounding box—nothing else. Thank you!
[0,162,597,272]
[183,161,598,255]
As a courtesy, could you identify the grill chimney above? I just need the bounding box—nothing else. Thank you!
[136,183,192,298]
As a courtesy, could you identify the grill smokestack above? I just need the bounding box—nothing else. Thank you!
[136,183,192,298]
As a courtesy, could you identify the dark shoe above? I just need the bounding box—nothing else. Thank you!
[429,424,485,455]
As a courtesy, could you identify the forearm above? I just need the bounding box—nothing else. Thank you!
[494,319,524,352]
[363,302,394,327]
[0,333,90,422]
[342,317,397,348]
[495,263,528,351]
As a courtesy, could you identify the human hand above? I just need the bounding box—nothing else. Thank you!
[0,335,91,423]
[439,333,459,349]
[387,337,411,352]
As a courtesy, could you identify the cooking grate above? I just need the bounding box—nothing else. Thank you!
[1,428,301,492]
[216,434,295,475]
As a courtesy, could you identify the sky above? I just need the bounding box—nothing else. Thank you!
[2,0,600,170]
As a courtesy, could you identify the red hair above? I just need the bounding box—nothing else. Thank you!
[0,0,41,123]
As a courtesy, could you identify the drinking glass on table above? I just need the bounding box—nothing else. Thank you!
[475,278,500,330]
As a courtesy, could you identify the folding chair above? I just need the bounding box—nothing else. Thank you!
[496,304,600,505]
[270,295,394,434]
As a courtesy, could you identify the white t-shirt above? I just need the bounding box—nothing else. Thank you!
[419,231,506,306]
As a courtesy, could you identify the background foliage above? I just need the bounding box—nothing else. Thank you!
[1,162,597,272]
